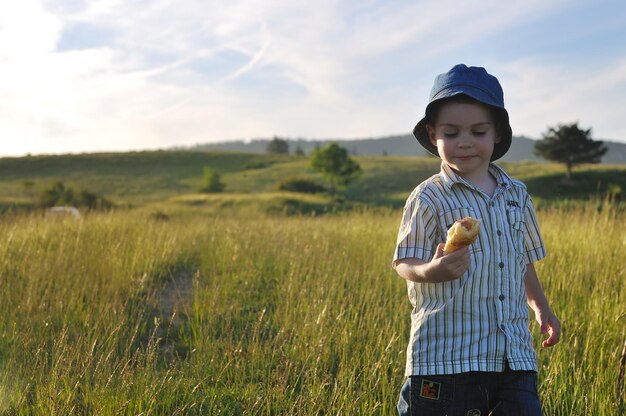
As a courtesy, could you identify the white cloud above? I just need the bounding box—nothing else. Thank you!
[0,0,623,156]
[502,57,626,140]
[0,1,61,58]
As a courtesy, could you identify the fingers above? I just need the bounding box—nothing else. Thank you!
[428,244,470,282]
[445,246,470,265]
[439,246,470,279]
[541,316,561,348]
[542,331,559,347]
[433,243,445,259]
[440,245,469,258]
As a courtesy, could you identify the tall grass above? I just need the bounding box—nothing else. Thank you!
[0,202,624,414]
[533,202,626,415]
[0,213,200,414]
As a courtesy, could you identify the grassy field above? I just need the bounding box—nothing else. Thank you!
[0,204,624,414]
[0,151,625,414]
[1,151,625,209]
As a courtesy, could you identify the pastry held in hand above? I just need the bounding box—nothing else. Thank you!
[444,217,481,253]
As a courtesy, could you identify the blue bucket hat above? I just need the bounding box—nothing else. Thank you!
[413,64,512,161]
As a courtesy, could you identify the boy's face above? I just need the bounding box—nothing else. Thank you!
[426,101,501,181]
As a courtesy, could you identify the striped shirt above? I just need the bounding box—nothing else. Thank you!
[393,162,546,376]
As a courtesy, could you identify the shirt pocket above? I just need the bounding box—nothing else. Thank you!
[438,207,483,254]
[506,208,525,254]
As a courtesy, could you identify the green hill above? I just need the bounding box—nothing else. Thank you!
[1,150,624,216]
[187,135,626,164]
[0,151,273,205]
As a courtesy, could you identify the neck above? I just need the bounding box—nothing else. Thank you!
[454,168,498,197]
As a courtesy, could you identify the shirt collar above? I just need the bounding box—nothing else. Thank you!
[439,162,513,193]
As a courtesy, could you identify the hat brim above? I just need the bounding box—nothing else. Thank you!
[413,117,438,157]
[413,105,512,162]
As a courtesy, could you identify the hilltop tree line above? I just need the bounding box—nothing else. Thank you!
[200,122,608,198]
[264,123,608,182]
[266,136,304,156]
[12,122,606,213]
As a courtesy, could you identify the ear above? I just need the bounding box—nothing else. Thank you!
[426,124,437,147]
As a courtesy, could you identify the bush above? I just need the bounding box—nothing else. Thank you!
[198,167,225,193]
[277,177,326,194]
[78,189,114,210]
[38,181,113,210]
[244,159,271,170]
[310,142,361,196]
[39,181,73,207]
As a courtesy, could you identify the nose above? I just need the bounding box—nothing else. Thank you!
[457,132,473,147]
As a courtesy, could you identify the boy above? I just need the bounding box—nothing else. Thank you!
[393,64,560,415]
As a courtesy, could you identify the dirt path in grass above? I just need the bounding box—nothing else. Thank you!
[152,270,194,359]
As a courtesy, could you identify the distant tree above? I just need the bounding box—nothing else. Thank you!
[38,181,112,210]
[294,144,305,156]
[534,122,607,182]
[310,142,362,196]
[266,136,289,155]
[77,189,113,210]
[39,181,74,207]
[78,189,98,209]
[199,167,225,193]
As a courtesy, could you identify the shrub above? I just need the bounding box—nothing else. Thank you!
[38,181,113,210]
[310,142,361,196]
[39,181,73,207]
[277,177,326,194]
[244,159,271,170]
[198,167,225,193]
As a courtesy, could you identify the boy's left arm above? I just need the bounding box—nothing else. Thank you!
[524,263,561,348]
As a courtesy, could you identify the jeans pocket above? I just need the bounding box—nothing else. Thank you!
[409,375,454,414]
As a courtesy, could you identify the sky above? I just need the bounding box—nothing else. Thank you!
[1,0,626,157]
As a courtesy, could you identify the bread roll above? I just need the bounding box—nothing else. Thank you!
[444,217,481,253]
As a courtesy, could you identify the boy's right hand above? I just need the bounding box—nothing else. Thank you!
[425,243,470,282]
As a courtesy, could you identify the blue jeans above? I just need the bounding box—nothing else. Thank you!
[397,365,541,415]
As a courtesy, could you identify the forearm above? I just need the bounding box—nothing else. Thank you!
[524,263,551,312]
[394,258,430,282]
[525,263,561,347]
[394,246,469,283]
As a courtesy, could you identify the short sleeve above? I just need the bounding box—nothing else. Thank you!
[523,194,546,263]
[392,194,438,268]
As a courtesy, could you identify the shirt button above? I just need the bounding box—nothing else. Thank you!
[499,294,505,301]
[500,324,506,331]
[499,262,504,268]
[497,230,502,236]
